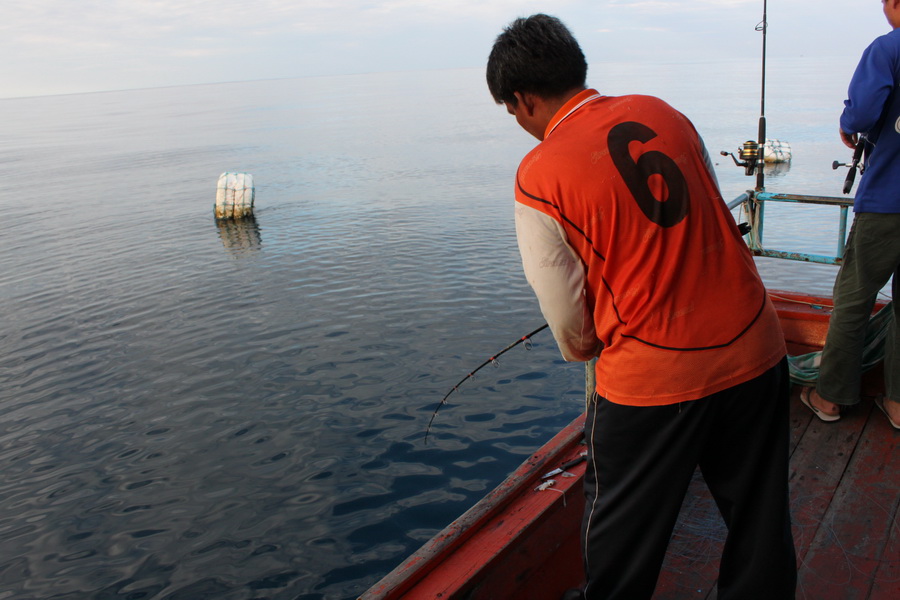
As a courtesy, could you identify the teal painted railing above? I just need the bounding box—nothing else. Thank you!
[727,191,853,265]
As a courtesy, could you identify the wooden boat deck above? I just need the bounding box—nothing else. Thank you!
[658,385,900,600]
[659,294,899,599]
[363,388,899,600]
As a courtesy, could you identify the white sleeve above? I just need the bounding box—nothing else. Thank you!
[515,202,603,362]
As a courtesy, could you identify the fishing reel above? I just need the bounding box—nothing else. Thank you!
[721,141,762,176]
[832,137,866,195]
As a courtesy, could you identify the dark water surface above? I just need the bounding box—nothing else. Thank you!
[0,57,871,599]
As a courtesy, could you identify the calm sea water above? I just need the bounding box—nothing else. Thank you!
[0,55,871,599]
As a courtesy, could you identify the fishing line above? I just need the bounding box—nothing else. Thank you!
[424,323,549,444]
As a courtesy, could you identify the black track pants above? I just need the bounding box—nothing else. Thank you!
[581,358,797,600]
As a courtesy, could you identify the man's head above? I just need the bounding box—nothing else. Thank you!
[486,14,587,107]
[884,0,900,29]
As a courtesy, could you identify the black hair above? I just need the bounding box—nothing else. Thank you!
[486,14,587,105]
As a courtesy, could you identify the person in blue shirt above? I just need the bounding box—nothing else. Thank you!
[802,0,900,430]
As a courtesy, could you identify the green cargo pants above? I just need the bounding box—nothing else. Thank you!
[817,212,900,405]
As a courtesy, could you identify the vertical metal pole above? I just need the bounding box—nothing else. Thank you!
[743,193,764,252]
[755,198,766,250]
[837,205,849,259]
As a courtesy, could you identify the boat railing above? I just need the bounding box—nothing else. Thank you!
[727,190,853,266]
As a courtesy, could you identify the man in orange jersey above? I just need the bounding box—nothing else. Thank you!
[487,15,796,600]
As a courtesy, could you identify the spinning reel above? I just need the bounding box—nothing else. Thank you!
[721,140,763,177]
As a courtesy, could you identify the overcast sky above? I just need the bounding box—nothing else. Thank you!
[1,1,892,99]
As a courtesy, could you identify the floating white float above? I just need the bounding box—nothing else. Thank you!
[764,139,792,164]
[215,172,255,219]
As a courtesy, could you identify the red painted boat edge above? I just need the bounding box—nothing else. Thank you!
[359,413,587,599]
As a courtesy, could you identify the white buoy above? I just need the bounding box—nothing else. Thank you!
[215,172,255,219]
[764,139,792,164]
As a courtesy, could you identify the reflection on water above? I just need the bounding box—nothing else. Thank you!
[216,215,262,255]
[764,161,792,180]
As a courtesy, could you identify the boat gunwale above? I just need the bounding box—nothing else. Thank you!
[359,413,587,599]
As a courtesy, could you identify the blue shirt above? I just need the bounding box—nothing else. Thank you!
[840,28,900,213]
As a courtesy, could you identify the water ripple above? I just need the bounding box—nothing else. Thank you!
[0,59,867,599]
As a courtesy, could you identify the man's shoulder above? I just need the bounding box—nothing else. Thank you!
[594,93,671,109]
[869,27,900,54]
[854,29,900,82]
[589,94,686,126]
[883,27,900,43]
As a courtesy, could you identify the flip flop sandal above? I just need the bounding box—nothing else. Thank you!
[800,387,841,422]
[874,396,900,431]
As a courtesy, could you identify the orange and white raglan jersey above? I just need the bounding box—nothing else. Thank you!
[515,89,785,406]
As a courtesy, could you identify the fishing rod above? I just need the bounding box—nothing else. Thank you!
[424,323,549,444]
[720,0,768,190]
[729,1,866,197]
[755,0,767,191]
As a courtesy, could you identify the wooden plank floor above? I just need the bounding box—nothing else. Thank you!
[655,386,900,600]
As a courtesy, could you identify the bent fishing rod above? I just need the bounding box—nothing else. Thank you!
[424,323,548,445]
